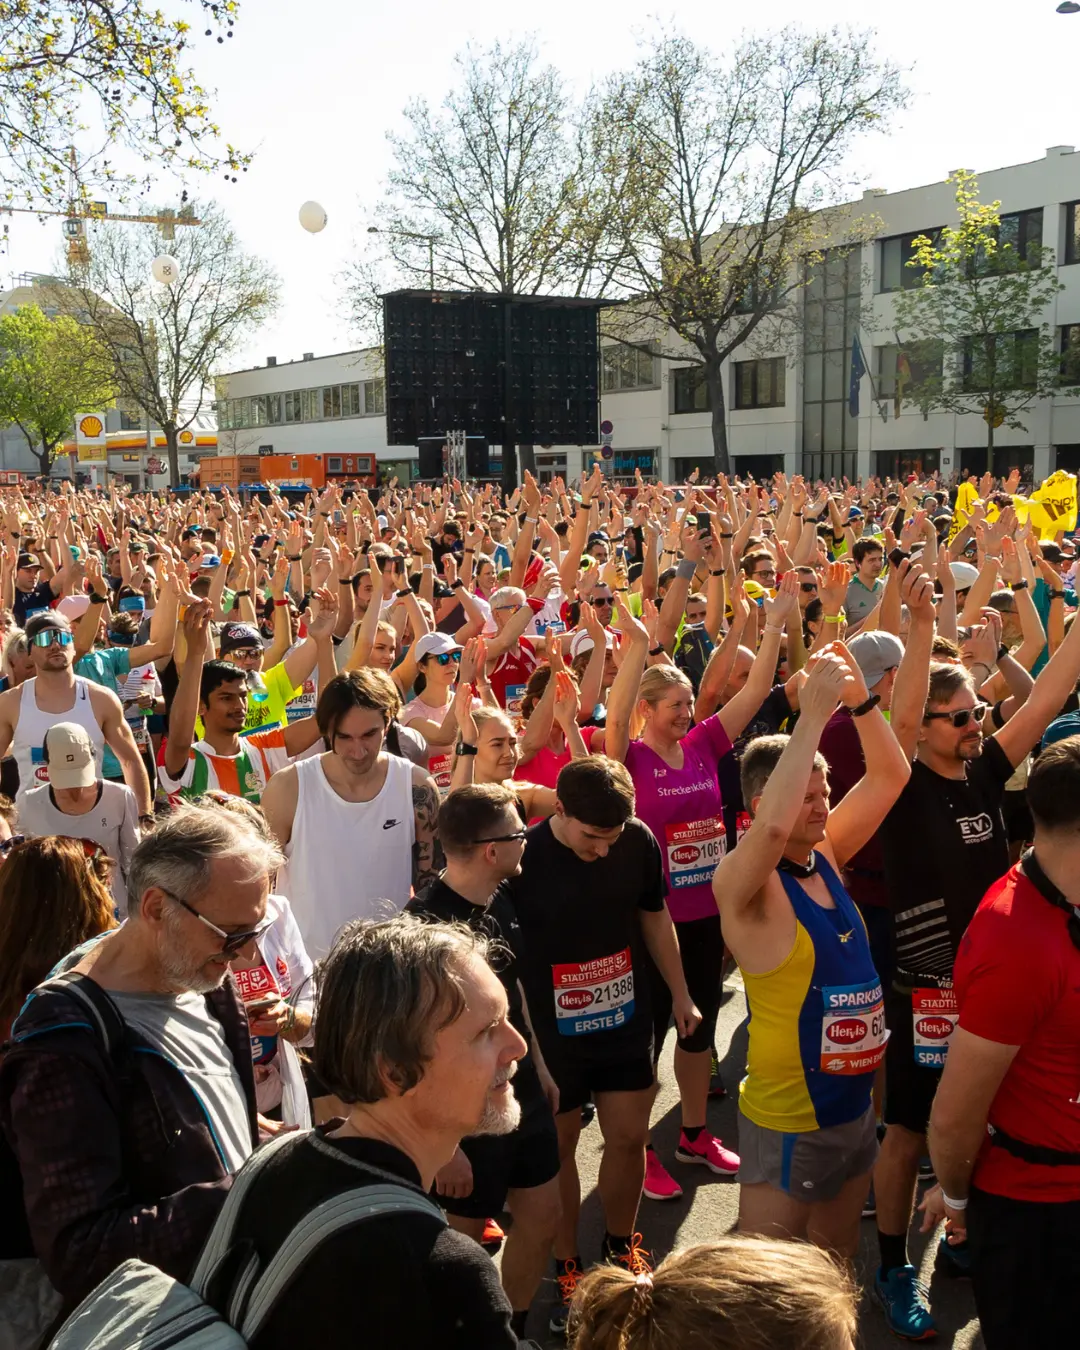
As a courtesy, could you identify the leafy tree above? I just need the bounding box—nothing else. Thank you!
[593,28,906,476]
[59,203,279,485]
[0,303,117,476]
[0,0,249,206]
[891,171,1073,474]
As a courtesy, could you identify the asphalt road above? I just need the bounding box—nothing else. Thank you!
[517,967,985,1348]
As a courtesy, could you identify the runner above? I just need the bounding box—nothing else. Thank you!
[711,647,910,1257]
[0,610,152,819]
[920,738,1080,1348]
[261,666,442,959]
[874,573,1080,1338]
[605,578,802,1198]
[407,784,561,1340]
[505,755,701,1334]
[398,631,469,796]
[160,601,330,804]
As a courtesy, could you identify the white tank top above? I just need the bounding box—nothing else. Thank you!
[279,752,416,960]
[13,676,105,797]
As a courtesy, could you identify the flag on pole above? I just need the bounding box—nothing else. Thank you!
[848,334,867,418]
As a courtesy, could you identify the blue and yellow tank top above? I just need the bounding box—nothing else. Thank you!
[739,852,885,1133]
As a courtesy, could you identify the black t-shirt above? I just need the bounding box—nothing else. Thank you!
[232,1132,514,1350]
[12,580,54,628]
[505,817,666,1060]
[880,736,1013,980]
[406,877,543,1115]
[718,683,797,846]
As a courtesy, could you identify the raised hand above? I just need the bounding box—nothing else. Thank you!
[762,569,799,627]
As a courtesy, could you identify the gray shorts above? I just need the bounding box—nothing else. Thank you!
[736,1103,878,1204]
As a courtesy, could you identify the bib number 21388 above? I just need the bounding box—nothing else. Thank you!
[552,948,635,1036]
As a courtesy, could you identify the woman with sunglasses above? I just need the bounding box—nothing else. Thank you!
[399,631,477,796]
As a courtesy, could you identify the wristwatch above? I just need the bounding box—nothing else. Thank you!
[850,693,881,718]
[455,742,479,756]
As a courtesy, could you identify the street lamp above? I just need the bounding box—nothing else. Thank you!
[367,225,437,292]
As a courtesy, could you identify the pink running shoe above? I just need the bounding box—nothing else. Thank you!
[674,1129,740,1175]
[642,1148,683,1200]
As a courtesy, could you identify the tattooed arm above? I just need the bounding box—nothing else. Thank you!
[411,771,443,894]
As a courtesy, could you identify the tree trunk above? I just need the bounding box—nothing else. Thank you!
[32,441,54,480]
[985,417,994,477]
[165,425,181,488]
[705,362,731,479]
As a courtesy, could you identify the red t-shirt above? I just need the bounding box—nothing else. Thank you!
[954,866,1080,1202]
[489,638,540,715]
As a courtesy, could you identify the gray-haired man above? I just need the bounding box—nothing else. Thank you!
[0,804,282,1309]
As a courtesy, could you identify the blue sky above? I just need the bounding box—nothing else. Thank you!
[4,0,1080,371]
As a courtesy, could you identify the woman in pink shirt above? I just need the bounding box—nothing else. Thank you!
[606,578,800,1199]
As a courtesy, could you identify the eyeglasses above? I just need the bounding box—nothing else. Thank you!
[227,647,262,662]
[0,834,25,854]
[31,629,73,648]
[923,702,988,729]
[433,650,462,666]
[472,830,528,845]
[592,596,614,607]
[162,887,274,954]
[800,582,818,593]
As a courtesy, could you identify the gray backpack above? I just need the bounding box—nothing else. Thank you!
[47,1129,447,1349]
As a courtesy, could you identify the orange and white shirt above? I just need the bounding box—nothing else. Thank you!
[158,727,290,804]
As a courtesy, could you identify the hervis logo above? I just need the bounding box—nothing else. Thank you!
[78,414,103,438]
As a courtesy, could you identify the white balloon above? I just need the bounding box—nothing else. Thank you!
[151,254,179,285]
[298,201,328,234]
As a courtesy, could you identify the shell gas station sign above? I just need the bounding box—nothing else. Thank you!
[75,413,107,462]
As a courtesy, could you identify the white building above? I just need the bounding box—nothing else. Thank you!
[215,146,1080,485]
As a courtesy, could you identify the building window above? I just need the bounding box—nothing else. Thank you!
[963,329,1038,392]
[118,409,143,431]
[266,394,282,425]
[342,383,361,417]
[1066,203,1080,266]
[250,395,267,426]
[1061,325,1080,382]
[672,366,711,413]
[601,345,657,392]
[284,392,302,423]
[801,248,860,482]
[733,357,786,409]
[301,389,321,422]
[363,379,385,416]
[973,209,1043,275]
[328,456,343,473]
[875,340,944,399]
[879,229,943,292]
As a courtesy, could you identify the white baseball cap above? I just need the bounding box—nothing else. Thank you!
[413,631,463,661]
[950,561,980,590]
[569,626,615,660]
[44,721,98,789]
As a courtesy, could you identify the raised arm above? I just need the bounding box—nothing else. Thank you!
[604,596,649,764]
[994,589,1080,767]
[716,573,799,742]
[163,602,213,780]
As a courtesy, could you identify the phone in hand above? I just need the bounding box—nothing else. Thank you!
[246,995,279,1016]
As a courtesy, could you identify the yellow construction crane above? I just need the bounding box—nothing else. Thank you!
[0,201,201,266]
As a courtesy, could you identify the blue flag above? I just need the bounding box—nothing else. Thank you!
[848,334,867,418]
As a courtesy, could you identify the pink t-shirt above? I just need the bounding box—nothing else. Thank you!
[399,695,454,795]
[624,716,732,922]
[514,724,600,825]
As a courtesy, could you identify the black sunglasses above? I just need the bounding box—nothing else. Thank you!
[592,596,614,607]
[472,830,527,845]
[923,702,988,729]
[162,888,273,954]
[0,834,25,854]
[799,582,818,593]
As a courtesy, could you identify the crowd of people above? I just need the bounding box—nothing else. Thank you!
[0,462,1077,1350]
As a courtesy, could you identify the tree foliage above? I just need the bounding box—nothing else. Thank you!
[58,203,278,485]
[346,36,625,336]
[0,0,248,207]
[594,28,906,475]
[0,302,117,475]
[891,171,1073,472]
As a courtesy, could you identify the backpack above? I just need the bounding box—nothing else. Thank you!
[47,1128,447,1349]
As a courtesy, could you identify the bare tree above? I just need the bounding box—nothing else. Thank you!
[59,204,279,484]
[595,29,907,475]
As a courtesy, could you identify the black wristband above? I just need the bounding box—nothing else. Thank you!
[720,532,733,539]
[455,741,479,756]
[88,591,108,605]
[710,569,724,576]
[451,579,464,590]
[234,589,252,597]
[648,644,665,656]
[286,555,302,562]
[997,643,1009,662]
[1009,580,1029,591]
[1049,588,1065,600]
[850,693,881,718]
[395,587,412,598]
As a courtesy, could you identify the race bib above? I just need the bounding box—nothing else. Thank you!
[234,962,281,1066]
[820,978,888,1075]
[287,676,318,724]
[734,811,752,844]
[665,816,725,888]
[912,986,959,1068]
[552,948,635,1036]
[430,751,453,796]
[29,745,49,784]
[504,684,527,717]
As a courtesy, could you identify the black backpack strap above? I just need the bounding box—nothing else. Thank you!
[34,971,135,1087]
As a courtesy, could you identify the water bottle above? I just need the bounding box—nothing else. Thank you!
[138,667,156,711]
[246,670,268,706]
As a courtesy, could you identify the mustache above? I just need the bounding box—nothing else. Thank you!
[491,1061,518,1089]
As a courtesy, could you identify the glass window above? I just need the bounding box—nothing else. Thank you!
[1061,324,1080,381]
[600,345,656,391]
[328,457,343,473]
[342,383,361,417]
[879,229,943,292]
[302,389,320,421]
[823,349,845,401]
[733,358,785,410]
[601,347,620,393]
[266,394,281,425]
[364,379,385,415]
[1066,203,1080,266]
[323,385,341,419]
[672,366,710,413]
[284,392,302,423]
[973,209,1043,275]
[235,398,250,429]
[250,395,266,426]
[963,330,1038,392]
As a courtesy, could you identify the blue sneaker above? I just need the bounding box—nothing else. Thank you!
[935,1234,972,1278]
[874,1265,937,1341]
